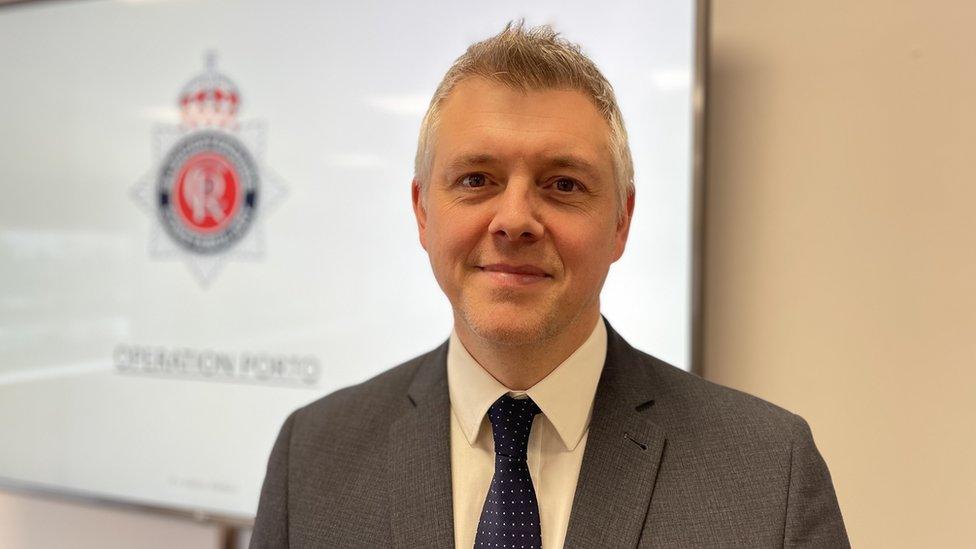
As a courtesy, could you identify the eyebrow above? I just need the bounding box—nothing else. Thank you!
[445,153,603,181]
[445,153,498,174]
[546,154,602,181]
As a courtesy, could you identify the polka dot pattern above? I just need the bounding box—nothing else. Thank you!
[474,395,543,549]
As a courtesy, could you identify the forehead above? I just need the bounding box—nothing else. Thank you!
[433,77,612,172]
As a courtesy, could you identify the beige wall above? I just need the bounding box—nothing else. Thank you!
[704,1,976,547]
[0,491,224,549]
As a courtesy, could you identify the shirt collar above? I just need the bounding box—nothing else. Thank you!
[447,317,607,452]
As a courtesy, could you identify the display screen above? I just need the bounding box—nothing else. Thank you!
[0,0,698,518]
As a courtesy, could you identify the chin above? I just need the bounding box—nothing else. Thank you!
[455,298,561,347]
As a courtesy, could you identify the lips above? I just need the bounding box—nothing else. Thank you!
[478,264,550,277]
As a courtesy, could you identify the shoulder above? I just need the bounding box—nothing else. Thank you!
[284,342,443,447]
[627,344,808,450]
[611,337,848,544]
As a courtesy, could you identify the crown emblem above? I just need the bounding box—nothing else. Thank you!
[179,52,241,129]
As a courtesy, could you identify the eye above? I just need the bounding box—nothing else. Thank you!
[553,177,583,193]
[458,173,488,188]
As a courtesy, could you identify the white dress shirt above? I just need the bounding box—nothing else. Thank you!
[447,318,608,549]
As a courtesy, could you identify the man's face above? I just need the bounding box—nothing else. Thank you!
[412,77,634,345]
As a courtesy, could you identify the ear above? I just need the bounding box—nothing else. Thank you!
[411,179,428,251]
[612,189,635,262]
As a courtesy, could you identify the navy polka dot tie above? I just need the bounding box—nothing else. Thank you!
[474,394,543,549]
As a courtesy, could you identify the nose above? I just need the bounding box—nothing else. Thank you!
[487,179,544,243]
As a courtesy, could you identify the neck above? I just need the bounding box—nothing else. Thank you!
[455,308,601,390]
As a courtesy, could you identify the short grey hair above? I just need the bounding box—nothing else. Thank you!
[413,21,635,221]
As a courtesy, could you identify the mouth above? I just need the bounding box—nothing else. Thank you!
[479,263,549,276]
[476,264,552,286]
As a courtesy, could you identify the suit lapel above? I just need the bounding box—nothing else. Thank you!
[563,319,668,549]
[387,319,666,549]
[389,340,455,549]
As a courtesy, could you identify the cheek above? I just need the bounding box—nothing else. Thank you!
[427,210,486,268]
[555,220,618,277]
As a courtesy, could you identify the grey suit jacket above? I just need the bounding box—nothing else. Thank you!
[251,318,849,548]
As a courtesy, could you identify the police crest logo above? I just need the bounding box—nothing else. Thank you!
[156,130,259,255]
[132,53,285,285]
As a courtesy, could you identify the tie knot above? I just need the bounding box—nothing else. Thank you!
[486,394,541,459]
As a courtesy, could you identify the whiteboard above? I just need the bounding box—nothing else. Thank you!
[0,0,699,519]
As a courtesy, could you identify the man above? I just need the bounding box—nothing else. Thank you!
[251,23,849,548]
